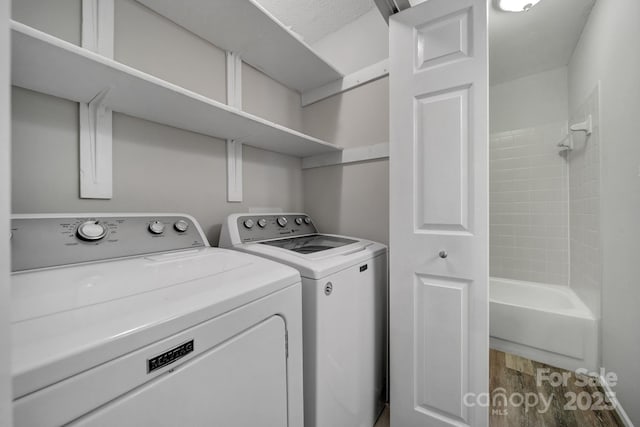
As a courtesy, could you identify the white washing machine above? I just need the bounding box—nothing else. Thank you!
[220,213,387,427]
[10,213,304,427]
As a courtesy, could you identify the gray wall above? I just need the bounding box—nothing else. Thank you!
[302,77,389,245]
[303,160,389,246]
[303,76,388,149]
[569,0,640,422]
[11,0,304,246]
[242,62,303,132]
[12,0,81,45]
[1,0,12,422]
[489,67,568,134]
[114,0,227,102]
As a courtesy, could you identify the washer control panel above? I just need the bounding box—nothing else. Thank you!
[237,214,317,243]
[11,215,206,272]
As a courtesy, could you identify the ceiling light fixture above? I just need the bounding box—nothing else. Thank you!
[497,0,541,12]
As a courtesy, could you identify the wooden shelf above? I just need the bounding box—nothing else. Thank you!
[11,21,342,158]
[136,0,344,93]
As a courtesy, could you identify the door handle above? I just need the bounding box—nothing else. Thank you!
[439,250,448,259]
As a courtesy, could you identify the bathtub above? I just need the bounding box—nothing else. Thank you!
[490,277,599,372]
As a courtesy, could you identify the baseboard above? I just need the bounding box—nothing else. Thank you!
[599,375,634,427]
[490,337,597,373]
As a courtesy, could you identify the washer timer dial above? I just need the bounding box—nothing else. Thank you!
[277,217,288,227]
[148,221,165,235]
[76,220,108,242]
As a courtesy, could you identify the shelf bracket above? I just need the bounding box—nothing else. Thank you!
[226,140,243,202]
[226,51,243,202]
[80,0,114,199]
[80,89,113,199]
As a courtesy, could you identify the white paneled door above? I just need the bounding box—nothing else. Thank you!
[389,0,488,426]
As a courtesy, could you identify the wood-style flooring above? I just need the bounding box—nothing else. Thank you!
[374,405,390,427]
[375,350,625,427]
[490,350,625,427]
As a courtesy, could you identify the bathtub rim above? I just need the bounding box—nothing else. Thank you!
[489,276,596,320]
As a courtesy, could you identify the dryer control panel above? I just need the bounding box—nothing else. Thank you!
[11,214,207,272]
[236,214,317,243]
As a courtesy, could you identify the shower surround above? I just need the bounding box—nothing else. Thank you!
[489,68,602,371]
[489,121,570,286]
[568,86,602,319]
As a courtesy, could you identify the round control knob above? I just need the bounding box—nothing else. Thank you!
[257,218,267,228]
[149,220,165,235]
[244,219,255,229]
[295,217,303,225]
[77,220,108,241]
[277,216,288,227]
[304,217,312,224]
[174,219,189,233]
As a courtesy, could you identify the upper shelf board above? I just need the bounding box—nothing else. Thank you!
[11,21,341,158]
[136,0,344,93]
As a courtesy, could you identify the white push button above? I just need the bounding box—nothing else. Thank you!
[174,220,189,232]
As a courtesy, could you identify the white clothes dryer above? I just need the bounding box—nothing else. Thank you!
[10,213,303,427]
[220,213,387,427]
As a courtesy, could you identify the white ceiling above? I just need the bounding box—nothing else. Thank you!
[490,0,596,84]
[255,0,375,44]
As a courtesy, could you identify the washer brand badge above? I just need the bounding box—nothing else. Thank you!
[147,340,194,373]
[360,264,368,272]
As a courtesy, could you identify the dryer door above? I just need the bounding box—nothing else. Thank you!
[71,316,288,427]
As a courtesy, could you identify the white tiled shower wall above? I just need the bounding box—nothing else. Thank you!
[568,86,601,317]
[489,122,570,285]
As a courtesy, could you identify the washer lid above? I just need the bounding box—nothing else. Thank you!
[238,234,387,280]
[260,234,358,254]
[10,248,300,398]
